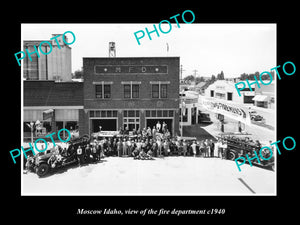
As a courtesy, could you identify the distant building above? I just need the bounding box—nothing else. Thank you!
[205,80,255,104]
[253,81,275,108]
[23,34,72,82]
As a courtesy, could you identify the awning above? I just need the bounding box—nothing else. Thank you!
[252,95,268,101]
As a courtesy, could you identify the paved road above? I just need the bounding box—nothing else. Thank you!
[22,157,275,195]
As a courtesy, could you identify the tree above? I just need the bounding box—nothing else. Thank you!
[72,69,83,79]
[211,74,216,82]
[183,75,195,84]
[240,73,249,80]
[217,71,225,80]
[195,76,204,84]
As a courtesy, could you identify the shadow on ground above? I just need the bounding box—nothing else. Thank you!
[183,124,217,141]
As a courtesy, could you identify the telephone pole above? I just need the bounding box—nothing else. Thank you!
[180,65,185,82]
[193,69,198,77]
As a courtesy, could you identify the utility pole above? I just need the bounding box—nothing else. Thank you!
[180,65,185,82]
[193,69,198,78]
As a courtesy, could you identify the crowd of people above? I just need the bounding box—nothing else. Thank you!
[25,121,269,173]
[68,123,235,164]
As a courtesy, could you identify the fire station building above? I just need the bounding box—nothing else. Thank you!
[81,57,180,136]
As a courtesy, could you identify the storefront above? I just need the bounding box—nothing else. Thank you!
[23,81,83,140]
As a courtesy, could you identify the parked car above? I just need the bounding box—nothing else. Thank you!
[249,110,264,122]
[219,135,274,171]
[34,134,90,177]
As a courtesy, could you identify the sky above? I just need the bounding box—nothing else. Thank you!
[21,23,276,78]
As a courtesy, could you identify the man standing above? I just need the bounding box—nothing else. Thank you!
[191,140,197,157]
[204,139,209,157]
[122,138,128,156]
[210,139,215,157]
[77,146,83,166]
[85,144,91,163]
[156,121,161,133]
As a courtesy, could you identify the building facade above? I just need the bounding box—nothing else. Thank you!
[253,81,275,108]
[23,34,72,82]
[23,81,83,140]
[205,80,255,104]
[81,57,180,136]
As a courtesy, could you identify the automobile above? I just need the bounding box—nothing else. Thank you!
[249,110,264,122]
[34,134,90,177]
[198,110,212,123]
[218,135,274,171]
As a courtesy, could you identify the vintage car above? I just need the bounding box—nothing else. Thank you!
[219,135,274,171]
[34,134,90,177]
[249,110,264,122]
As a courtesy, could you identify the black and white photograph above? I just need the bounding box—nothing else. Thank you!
[21,23,277,195]
[3,4,298,221]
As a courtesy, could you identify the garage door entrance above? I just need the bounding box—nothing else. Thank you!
[92,119,117,132]
[146,119,173,135]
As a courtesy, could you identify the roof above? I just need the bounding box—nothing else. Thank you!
[252,95,269,101]
[24,81,83,106]
[195,82,207,88]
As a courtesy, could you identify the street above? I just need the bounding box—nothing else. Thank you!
[22,156,275,195]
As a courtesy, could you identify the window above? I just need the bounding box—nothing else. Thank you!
[160,84,167,98]
[89,110,117,118]
[210,90,214,97]
[95,84,111,99]
[151,82,169,98]
[95,85,102,98]
[123,110,140,131]
[227,92,233,101]
[124,84,131,98]
[152,84,159,98]
[179,108,188,122]
[132,84,139,98]
[104,85,111,98]
[145,110,174,118]
[123,83,140,99]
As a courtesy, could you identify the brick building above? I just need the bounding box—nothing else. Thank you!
[81,57,180,136]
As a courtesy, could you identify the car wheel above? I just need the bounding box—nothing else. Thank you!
[228,151,236,161]
[36,163,50,177]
